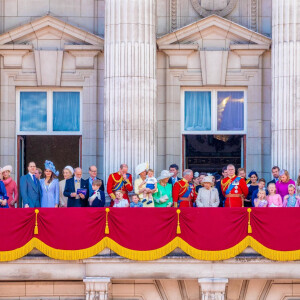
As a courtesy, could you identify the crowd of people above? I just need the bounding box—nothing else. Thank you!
[0,160,299,208]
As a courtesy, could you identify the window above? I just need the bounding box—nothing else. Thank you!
[182,89,246,134]
[17,90,81,134]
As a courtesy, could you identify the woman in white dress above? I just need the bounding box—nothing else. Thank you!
[59,166,74,207]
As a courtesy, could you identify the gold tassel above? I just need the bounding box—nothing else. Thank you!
[34,209,39,235]
[105,208,110,234]
[247,208,252,234]
[176,209,181,234]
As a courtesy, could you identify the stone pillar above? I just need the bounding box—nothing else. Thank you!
[84,277,111,300]
[272,0,300,179]
[104,0,157,178]
[198,278,228,300]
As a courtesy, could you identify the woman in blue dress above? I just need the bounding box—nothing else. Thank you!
[245,170,259,207]
[40,160,59,208]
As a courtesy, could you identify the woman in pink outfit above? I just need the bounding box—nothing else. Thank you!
[275,170,295,199]
[2,165,18,208]
[267,183,282,207]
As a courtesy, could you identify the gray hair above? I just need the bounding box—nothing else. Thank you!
[120,164,128,170]
[74,167,82,173]
[183,169,193,176]
[227,164,235,170]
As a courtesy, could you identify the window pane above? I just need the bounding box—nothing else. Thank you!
[20,92,47,131]
[53,92,80,131]
[184,91,211,131]
[217,91,244,131]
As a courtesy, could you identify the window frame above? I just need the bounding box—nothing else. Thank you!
[181,87,247,135]
[16,88,82,135]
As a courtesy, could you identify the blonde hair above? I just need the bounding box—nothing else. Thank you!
[267,183,276,192]
[257,189,266,198]
[279,170,290,182]
[288,184,296,190]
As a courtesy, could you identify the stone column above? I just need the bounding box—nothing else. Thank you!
[84,277,111,300]
[198,278,228,300]
[272,0,300,179]
[104,0,157,178]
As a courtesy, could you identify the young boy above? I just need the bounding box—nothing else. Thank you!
[143,169,157,205]
[113,190,129,207]
[130,194,143,207]
[251,178,267,206]
[88,179,106,207]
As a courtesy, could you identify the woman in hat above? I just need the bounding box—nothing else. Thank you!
[276,169,295,199]
[153,170,173,207]
[195,176,219,207]
[2,165,18,208]
[59,166,74,207]
[40,160,59,208]
[245,171,259,207]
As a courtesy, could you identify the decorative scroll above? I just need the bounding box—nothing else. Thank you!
[0,208,300,262]
[190,0,238,17]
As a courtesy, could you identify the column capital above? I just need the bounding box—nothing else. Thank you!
[198,278,228,300]
[84,277,111,300]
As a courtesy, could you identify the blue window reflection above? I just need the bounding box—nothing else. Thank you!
[20,92,47,131]
[53,92,80,131]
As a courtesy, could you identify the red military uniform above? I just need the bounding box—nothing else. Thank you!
[173,178,196,208]
[221,176,248,207]
[107,172,133,206]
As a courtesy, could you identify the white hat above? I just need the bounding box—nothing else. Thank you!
[2,165,12,173]
[135,162,149,175]
[64,166,74,175]
[157,170,174,181]
[194,171,200,178]
[201,176,213,185]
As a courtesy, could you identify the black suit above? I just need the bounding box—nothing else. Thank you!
[216,180,225,207]
[87,177,105,197]
[168,176,182,186]
[64,177,88,207]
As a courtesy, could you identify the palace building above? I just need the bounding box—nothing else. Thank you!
[0,0,300,299]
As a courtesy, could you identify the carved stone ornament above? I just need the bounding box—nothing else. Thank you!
[190,0,238,17]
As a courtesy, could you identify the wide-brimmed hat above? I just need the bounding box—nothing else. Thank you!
[44,160,59,176]
[201,176,214,185]
[157,170,174,181]
[1,165,12,173]
[135,162,149,175]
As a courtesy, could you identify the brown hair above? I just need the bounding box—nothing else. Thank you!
[148,169,154,173]
[272,166,280,171]
[258,178,266,183]
[279,170,290,183]
[92,179,102,187]
[36,168,42,175]
[237,168,246,174]
[131,194,139,200]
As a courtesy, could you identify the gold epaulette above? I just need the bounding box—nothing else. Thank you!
[111,173,123,183]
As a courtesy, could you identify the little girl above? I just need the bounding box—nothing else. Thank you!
[254,189,268,207]
[283,184,300,207]
[113,190,129,207]
[266,183,283,207]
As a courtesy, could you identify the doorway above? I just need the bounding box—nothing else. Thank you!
[18,135,81,182]
[184,135,245,173]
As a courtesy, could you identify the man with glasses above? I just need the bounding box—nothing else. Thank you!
[221,164,248,207]
[87,165,104,197]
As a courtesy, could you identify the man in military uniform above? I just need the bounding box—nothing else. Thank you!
[107,164,133,206]
[221,164,248,207]
[173,169,196,208]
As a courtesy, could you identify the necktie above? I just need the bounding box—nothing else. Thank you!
[33,175,37,186]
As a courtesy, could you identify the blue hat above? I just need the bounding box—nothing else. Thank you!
[248,170,258,178]
[44,160,59,176]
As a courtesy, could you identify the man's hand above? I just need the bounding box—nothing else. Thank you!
[79,193,85,199]
[122,173,127,181]
[71,192,77,198]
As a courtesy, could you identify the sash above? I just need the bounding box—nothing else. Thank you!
[112,173,129,192]
[225,177,242,195]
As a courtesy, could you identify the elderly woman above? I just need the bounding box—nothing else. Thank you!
[153,170,173,207]
[59,166,74,207]
[276,169,296,199]
[2,165,18,208]
[196,176,219,207]
[134,162,155,207]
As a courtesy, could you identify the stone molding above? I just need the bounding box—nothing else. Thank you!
[190,0,238,17]
[84,277,111,300]
[198,278,228,300]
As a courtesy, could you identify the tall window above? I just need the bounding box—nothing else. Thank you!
[182,89,246,134]
[17,90,81,134]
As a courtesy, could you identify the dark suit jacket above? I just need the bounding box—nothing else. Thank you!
[64,177,88,207]
[216,180,225,207]
[87,177,105,197]
[20,173,42,208]
[168,176,182,186]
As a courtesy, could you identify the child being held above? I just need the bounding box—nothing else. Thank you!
[142,169,157,205]
[88,179,106,207]
[113,190,129,207]
[266,183,283,207]
[283,184,300,207]
[254,189,268,207]
[130,194,143,207]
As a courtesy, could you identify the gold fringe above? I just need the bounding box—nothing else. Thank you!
[105,208,110,234]
[247,208,252,234]
[34,209,39,235]
[176,209,181,234]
